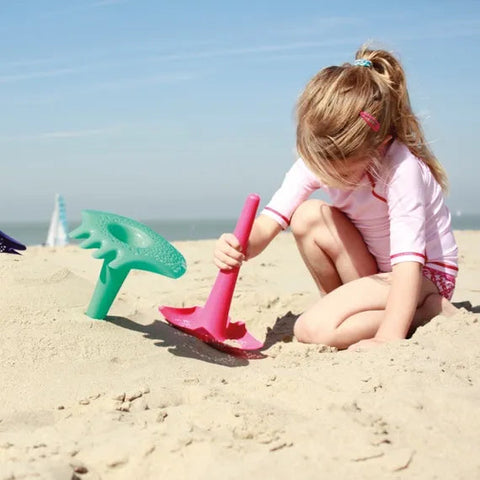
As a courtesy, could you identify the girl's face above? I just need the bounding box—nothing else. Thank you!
[317,156,371,189]
[335,136,392,187]
[336,158,371,184]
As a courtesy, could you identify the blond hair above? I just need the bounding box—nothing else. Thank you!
[296,44,448,190]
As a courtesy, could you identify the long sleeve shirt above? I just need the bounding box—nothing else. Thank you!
[262,140,458,276]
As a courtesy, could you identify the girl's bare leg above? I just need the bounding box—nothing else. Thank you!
[290,199,378,293]
[290,200,378,293]
[294,273,440,349]
[289,199,452,349]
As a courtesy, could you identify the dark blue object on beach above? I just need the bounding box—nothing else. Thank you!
[0,230,26,254]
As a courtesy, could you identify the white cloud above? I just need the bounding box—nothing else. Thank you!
[0,126,124,142]
[0,39,354,86]
[40,0,127,19]
[91,0,127,6]
[0,67,85,83]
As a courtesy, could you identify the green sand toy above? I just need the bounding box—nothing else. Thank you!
[70,210,186,319]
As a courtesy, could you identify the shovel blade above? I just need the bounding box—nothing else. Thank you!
[159,305,264,352]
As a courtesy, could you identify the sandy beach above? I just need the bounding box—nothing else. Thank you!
[0,230,479,479]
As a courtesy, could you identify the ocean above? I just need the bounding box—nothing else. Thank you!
[1,219,240,246]
[3,215,480,247]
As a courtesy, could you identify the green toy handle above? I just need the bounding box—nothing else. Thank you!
[86,263,129,319]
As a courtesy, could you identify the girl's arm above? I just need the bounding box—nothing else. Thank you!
[214,158,321,271]
[354,146,427,347]
[214,214,282,270]
[349,261,423,350]
[375,261,423,341]
[245,214,283,259]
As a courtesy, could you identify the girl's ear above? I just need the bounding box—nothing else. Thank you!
[378,135,393,155]
[380,135,393,147]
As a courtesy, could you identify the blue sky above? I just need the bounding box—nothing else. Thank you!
[1,0,479,222]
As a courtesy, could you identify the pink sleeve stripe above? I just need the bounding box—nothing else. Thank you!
[263,207,290,226]
[390,252,427,260]
[428,261,459,272]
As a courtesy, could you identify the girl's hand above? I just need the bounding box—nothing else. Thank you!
[213,233,245,270]
[347,337,388,351]
[213,215,282,271]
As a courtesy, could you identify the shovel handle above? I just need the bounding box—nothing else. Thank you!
[233,194,260,250]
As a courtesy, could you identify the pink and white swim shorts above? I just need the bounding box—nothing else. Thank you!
[422,266,456,301]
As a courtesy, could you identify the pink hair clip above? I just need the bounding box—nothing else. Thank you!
[359,111,380,132]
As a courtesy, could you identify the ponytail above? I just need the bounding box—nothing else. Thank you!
[356,45,449,191]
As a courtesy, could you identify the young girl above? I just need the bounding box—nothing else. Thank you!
[214,45,459,351]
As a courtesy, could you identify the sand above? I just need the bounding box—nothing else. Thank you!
[1,230,479,479]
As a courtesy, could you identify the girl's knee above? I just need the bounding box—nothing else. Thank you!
[294,313,337,346]
[290,200,335,238]
[293,317,313,343]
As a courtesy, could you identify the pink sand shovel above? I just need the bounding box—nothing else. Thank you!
[159,194,264,353]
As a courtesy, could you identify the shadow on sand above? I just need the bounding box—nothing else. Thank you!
[104,310,303,365]
[453,300,480,313]
[105,316,250,367]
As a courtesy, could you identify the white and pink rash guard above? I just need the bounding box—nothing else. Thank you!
[261,140,458,276]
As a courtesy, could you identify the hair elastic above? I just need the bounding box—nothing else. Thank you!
[359,111,380,132]
[354,59,372,68]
